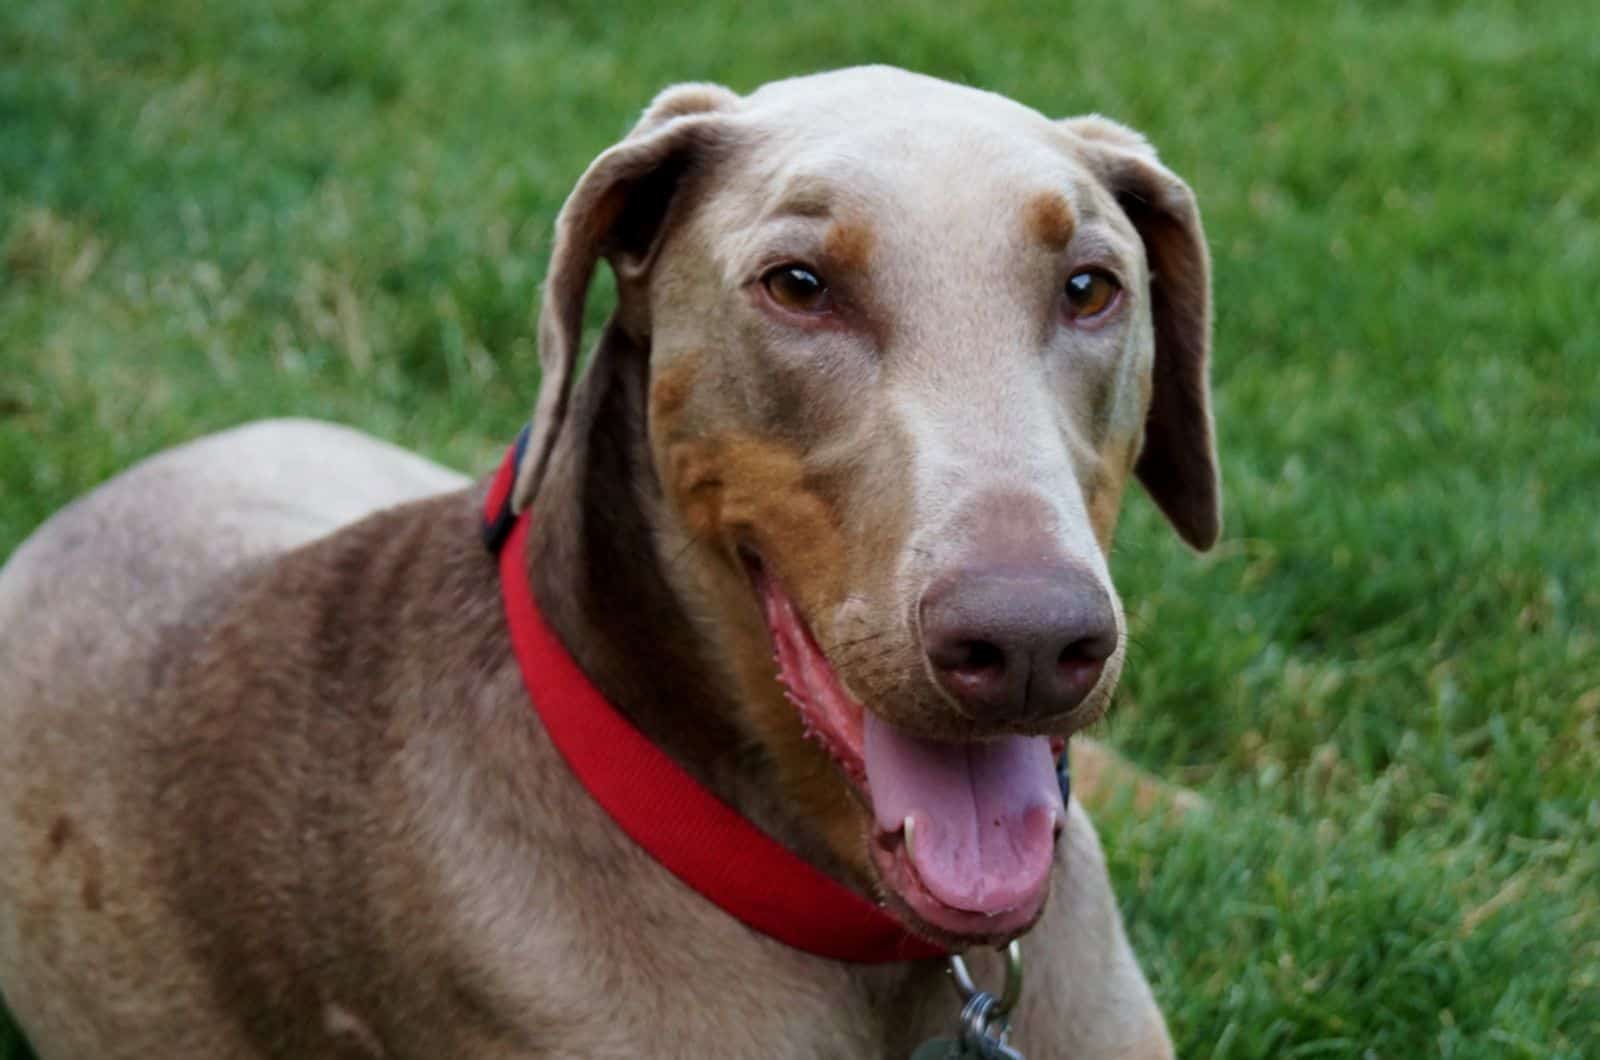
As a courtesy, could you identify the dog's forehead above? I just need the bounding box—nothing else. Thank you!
[735,66,1100,212]
[744,66,1052,136]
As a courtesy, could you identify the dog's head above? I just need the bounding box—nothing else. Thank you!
[519,67,1219,946]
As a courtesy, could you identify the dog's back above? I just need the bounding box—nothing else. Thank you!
[0,420,465,1058]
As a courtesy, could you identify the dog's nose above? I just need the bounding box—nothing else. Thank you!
[919,564,1116,724]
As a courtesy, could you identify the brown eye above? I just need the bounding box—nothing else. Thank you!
[1063,269,1121,322]
[762,264,831,314]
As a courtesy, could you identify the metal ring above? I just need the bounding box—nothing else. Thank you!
[958,992,998,1053]
[946,939,1024,1017]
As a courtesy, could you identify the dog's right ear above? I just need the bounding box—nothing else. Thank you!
[513,83,741,512]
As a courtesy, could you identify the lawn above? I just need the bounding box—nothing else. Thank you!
[2,1,1596,1056]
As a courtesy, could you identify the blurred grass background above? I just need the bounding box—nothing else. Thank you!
[2,0,1596,1056]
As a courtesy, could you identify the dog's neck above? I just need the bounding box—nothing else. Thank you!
[522,323,849,872]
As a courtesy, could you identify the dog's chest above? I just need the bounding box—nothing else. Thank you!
[407,847,949,1058]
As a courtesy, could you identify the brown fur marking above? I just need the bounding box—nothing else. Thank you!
[823,219,877,273]
[1088,437,1136,551]
[664,434,847,612]
[662,431,868,873]
[648,351,698,425]
[1024,191,1076,248]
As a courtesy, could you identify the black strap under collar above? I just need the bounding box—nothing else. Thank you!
[481,423,531,556]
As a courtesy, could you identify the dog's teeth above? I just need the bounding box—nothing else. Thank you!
[903,815,916,858]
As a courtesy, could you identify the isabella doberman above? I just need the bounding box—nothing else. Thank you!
[0,66,1218,1058]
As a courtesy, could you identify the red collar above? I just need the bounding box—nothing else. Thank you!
[482,434,946,964]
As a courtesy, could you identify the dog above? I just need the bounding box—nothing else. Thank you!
[0,66,1218,1058]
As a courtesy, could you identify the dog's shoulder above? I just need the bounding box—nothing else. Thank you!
[139,484,529,1050]
[148,477,506,833]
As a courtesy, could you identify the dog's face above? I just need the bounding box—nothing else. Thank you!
[522,67,1219,946]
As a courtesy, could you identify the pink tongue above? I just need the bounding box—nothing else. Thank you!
[864,713,1063,916]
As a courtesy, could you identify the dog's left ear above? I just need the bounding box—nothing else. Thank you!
[1063,117,1221,550]
[514,83,742,511]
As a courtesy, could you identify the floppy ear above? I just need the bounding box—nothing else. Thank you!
[1063,117,1221,550]
[512,83,741,512]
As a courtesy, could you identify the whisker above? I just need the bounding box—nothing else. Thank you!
[832,645,901,669]
[826,631,889,652]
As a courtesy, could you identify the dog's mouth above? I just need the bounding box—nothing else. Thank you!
[746,552,1064,945]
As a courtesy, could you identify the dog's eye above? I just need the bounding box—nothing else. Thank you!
[762,265,832,314]
[1063,269,1121,322]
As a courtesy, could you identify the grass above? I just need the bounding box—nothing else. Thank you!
[1,0,1596,1055]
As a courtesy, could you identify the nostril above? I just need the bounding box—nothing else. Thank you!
[1057,633,1114,669]
[952,639,1006,676]
[1055,634,1113,707]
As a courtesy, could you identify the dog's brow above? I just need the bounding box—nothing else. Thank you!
[1069,230,1126,268]
[765,168,874,222]
[771,188,835,220]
